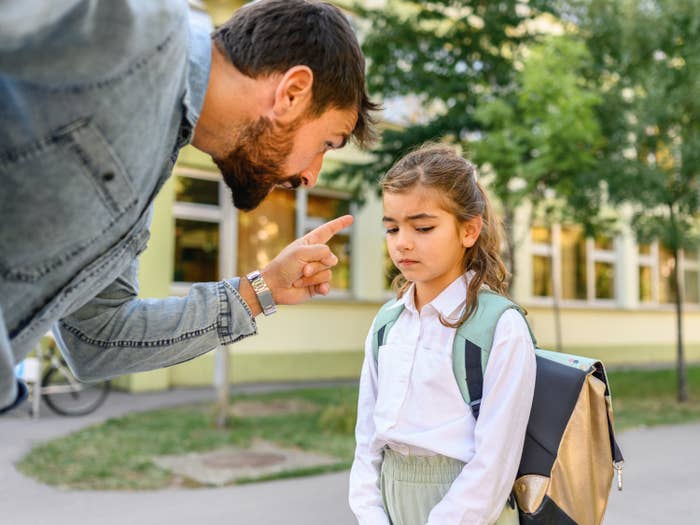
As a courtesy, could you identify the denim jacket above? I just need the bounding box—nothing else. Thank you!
[0,1,257,411]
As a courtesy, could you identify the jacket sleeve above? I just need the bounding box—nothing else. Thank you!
[426,309,537,525]
[54,258,257,382]
[348,323,392,525]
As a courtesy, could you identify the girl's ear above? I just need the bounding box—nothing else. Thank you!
[461,216,483,248]
[269,65,314,124]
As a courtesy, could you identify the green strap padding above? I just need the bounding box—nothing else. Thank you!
[372,298,403,364]
[452,292,526,404]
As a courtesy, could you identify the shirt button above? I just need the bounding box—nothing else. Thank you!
[101,171,115,182]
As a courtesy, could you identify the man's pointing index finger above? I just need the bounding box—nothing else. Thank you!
[303,214,354,245]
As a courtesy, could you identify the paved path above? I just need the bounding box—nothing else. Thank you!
[2,386,699,525]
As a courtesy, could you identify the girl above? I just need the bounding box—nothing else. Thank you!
[349,143,536,525]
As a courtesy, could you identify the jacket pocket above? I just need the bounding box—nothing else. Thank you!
[0,118,138,281]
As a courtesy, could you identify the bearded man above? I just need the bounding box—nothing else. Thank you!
[0,0,378,413]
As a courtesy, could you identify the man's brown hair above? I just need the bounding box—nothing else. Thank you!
[213,0,378,147]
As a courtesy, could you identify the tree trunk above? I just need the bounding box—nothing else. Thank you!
[551,265,563,353]
[670,208,688,402]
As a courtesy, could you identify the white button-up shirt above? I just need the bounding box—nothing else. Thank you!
[349,275,536,525]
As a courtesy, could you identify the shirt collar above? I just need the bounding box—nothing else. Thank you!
[182,10,212,139]
[392,270,476,320]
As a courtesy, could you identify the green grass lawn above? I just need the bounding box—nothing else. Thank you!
[16,366,700,491]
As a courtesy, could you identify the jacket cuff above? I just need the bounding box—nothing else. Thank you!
[217,279,257,345]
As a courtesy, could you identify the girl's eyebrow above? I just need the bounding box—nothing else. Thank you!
[382,213,438,222]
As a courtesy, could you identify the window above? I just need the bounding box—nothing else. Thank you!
[531,226,554,298]
[297,189,353,292]
[635,242,699,306]
[173,171,354,296]
[560,226,587,300]
[638,243,656,303]
[683,249,699,304]
[530,224,617,303]
[172,169,233,290]
[591,234,616,300]
[237,189,296,274]
[658,245,676,304]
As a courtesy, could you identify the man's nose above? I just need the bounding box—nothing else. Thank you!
[301,153,324,187]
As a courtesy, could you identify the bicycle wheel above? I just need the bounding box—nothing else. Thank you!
[41,365,111,416]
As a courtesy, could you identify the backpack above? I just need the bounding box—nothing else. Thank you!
[372,290,624,525]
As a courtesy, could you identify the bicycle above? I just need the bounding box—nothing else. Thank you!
[16,334,111,417]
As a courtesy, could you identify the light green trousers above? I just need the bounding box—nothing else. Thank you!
[380,448,520,525]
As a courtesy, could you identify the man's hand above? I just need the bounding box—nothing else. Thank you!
[243,215,353,312]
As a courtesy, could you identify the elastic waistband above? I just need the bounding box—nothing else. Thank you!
[382,448,465,484]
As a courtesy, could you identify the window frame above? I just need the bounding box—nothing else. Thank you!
[171,169,355,300]
[528,223,619,307]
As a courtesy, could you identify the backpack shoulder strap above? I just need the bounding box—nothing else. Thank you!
[453,290,536,419]
[372,298,404,365]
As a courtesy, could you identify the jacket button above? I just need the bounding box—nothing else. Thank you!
[102,171,115,182]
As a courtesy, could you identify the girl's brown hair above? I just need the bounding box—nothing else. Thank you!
[382,142,509,326]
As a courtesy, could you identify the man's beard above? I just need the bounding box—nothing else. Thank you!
[213,116,303,211]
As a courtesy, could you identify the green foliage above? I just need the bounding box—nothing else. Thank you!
[318,402,358,435]
[333,0,559,200]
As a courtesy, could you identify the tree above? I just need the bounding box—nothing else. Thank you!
[335,1,609,294]
[334,0,557,201]
[575,0,700,401]
[471,35,604,300]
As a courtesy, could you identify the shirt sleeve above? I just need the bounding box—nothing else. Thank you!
[53,257,257,383]
[426,309,536,525]
[348,322,392,525]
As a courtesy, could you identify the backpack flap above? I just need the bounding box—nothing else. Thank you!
[515,351,624,525]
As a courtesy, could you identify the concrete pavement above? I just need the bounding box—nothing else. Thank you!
[1,385,699,525]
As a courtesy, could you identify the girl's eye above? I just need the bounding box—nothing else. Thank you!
[416,226,434,233]
[385,227,398,235]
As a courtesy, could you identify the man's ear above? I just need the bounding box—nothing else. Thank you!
[270,65,314,123]
[462,216,483,248]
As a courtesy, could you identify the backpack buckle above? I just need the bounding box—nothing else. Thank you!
[614,460,624,491]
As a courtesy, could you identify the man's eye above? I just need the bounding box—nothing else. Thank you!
[416,226,434,233]
[324,141,335,152]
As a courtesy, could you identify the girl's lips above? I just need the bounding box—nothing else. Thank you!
[398,259,419,266]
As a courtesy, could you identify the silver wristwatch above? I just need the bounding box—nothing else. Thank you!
[246,270,277,316]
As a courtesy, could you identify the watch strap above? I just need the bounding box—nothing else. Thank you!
[246,270,277,316]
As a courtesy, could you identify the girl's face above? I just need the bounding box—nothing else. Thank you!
[383,185,482,308]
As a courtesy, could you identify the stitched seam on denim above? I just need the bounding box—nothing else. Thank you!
[0,118,89,166]
[10,226,149,341]
[58,320,218,348]
[217,281,232,343]
[0,198,139,281]
[11,23,182,96]
[220,280,256,345]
